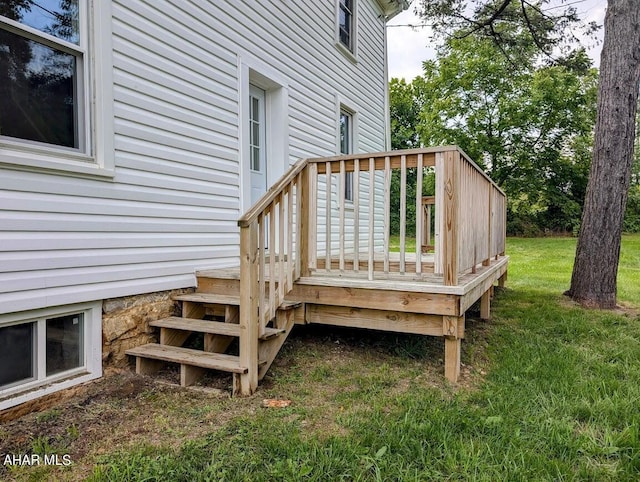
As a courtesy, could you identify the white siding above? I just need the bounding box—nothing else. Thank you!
[0,0,389,315]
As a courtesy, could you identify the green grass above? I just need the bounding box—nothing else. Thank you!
[88,235,640,481]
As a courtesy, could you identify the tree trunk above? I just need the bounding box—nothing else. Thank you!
[567,0,640,308]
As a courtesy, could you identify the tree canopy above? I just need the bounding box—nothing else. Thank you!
[390,33,598,235]
[399,0,639,309]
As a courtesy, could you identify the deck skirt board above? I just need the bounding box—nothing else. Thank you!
[306,305,444,336]
[126,344,247,373]
[289,284,460,316]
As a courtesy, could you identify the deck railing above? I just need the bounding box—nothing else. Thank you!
[303,146,506,285]
[236,146,505,391]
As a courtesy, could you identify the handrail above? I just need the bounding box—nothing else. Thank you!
[238,158,308,228]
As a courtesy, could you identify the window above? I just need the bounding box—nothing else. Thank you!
[340,110,354,201]
[336,0,357,59]
[0,1,114,176]
[0,302,101,410]
[0,313,84,392]
[338,0,354,51]
[1,1,84,149]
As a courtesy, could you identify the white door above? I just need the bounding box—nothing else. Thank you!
[249,85,267,206]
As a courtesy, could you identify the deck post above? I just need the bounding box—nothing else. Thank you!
[443,315,462,382]
[480,289,491,321]
[498,271,507,288]
[442,150,460,286]
[238,221,259,395]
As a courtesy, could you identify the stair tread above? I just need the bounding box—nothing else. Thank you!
[126,344,247,373]
[150,317,284,339]
[174,292,301,313]
[173,293,240,305]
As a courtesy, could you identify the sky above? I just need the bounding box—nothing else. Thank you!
[386,0,608,80]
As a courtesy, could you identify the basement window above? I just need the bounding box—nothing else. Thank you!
[0,302,101,410]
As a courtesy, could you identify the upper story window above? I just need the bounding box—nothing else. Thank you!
[0,1,114,177]
[336,0,357,61]
[1,1,84,149]
[338,0,354,51]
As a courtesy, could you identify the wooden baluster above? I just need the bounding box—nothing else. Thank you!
[443,150,459,286]
[383,156,391,275]
[426,204,431,251]
[415,153,423,275]
[368,157,375,281]
[288,183,294,284]
[269,203,276,319]
[258,213,266,335]
[310,163,318,269]
[278,192,285,303]
[353,158,360,272]
[339,160,346,273]
[296,170,311,279]
[484,183,492,267]
[400,155,407,275]
[325,161,332,273]
[435,152,444,275]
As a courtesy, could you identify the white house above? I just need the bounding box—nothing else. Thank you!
[0,0,409,411]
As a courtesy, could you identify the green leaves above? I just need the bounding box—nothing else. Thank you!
[390,32,598,234]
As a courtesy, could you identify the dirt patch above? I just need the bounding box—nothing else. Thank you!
[0,321,493,481]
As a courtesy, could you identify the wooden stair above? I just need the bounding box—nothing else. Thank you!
[126,275,300,393]
[150,317,285,340]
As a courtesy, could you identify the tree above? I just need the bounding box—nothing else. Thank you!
[567,1,640,308]
[417,0,639,308]
[391,34,597,235]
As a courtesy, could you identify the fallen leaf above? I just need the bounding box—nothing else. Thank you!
[262,399,292,408]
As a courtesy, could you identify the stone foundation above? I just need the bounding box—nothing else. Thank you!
[102,288,193,366]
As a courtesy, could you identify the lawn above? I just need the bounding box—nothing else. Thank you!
[2,235,639,481]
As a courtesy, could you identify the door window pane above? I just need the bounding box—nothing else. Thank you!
[1,0,80,44]
[0,30,78,147]
[46,314,83,376]
[340,111,353,201]
[249,95,261,171]
[0,323,34,387]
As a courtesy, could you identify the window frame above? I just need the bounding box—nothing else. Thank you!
[0,1,114,178]
[335,0,358,62]
[0,301,102,410]
[340,109,354,202]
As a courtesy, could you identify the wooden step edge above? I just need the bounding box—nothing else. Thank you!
[149,317,285,340]
[195,268,241,280]
[260,327,286,339]
[172,293,240,305]
[150,317,240,335]
[278,300,302,311]
[126,344,247,374]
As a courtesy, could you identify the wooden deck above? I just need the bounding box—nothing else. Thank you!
[127,146,508,395]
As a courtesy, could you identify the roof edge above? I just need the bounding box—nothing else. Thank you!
[376,0,410,19]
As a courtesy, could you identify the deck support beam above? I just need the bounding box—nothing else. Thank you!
[480,290,491,321]
[443,315,464,383]
[136,357,163,376]
[444,336,461,383]
[498,271,507,288]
